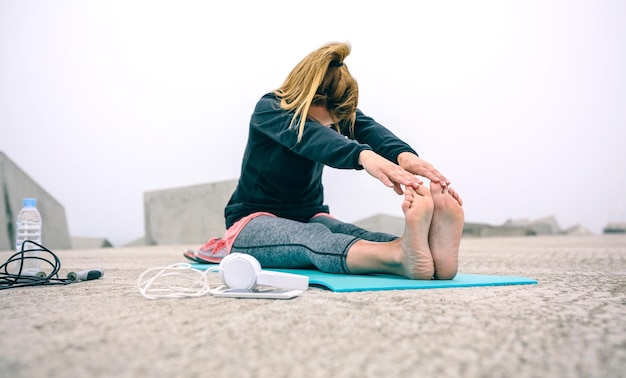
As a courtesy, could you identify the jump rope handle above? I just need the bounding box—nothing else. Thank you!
[67,269,104,282]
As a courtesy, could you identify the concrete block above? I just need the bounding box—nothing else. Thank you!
[144,179,238,246]
[480,226,536,237]
[0,152,71,251]
[603,222,626,234]
[352,215,536,238]
[462,222,493,237]
[565,224,594,235]
[504,215,562,235]
[353,213,404,236]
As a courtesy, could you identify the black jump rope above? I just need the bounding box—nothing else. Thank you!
[0,240,103,290]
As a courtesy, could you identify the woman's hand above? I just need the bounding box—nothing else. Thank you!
[397,152,463,205]
[397,152,450,187]
[359,150,422,195]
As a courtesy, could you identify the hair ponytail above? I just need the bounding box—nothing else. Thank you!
[273,42,358,142]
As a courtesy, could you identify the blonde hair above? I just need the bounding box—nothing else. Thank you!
[273,42,359,142]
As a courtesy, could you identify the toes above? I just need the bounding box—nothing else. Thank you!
[414,183,430,197]
[429,181,444,195]
[402,189,414,212]
[444,186,464,206]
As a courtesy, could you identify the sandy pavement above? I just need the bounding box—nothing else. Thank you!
[1,234,625,378]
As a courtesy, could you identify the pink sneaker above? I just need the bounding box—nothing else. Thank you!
[183,237,229,263]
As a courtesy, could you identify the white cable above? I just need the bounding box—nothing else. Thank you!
[129,263,218,299]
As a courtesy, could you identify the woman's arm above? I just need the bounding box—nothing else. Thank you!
[352,110,450,183]
[359,150,422,195]
[351,110,417,163]
[252,94,376,169]
[397,152,449,186]
[397,152,463,204]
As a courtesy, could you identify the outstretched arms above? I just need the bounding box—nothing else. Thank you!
[397,152,463,205]
[360,150,463,205]
[397,152,449,186]
[359,150,422,195]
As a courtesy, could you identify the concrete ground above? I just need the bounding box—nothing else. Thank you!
[1,234,624,378]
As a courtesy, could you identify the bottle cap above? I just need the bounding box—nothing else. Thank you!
[23,198,37,207]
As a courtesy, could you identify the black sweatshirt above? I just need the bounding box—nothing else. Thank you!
[224,93,417,228]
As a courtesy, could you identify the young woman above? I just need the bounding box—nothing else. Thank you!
[221,42,464,280]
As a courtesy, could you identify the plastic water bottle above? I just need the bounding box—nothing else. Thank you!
[14,198,43,276]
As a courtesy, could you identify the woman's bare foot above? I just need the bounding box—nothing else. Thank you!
[399,185,435,279]
[428,182,464,279]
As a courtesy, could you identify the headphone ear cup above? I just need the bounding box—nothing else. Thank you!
[219,253,262,290]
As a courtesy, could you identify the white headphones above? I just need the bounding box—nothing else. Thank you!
[218,253,309,291]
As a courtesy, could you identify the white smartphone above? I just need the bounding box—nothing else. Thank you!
[210,286,303,299]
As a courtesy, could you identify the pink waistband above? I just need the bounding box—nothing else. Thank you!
[224,212,276,251]
[311,212,334,219]
[223,211,334,251]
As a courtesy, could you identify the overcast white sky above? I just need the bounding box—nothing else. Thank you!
[1,0,625,246]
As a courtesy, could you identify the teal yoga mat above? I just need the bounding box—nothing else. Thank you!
[191,263,538,292]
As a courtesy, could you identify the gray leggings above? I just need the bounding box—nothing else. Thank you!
[230,215,398,274]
